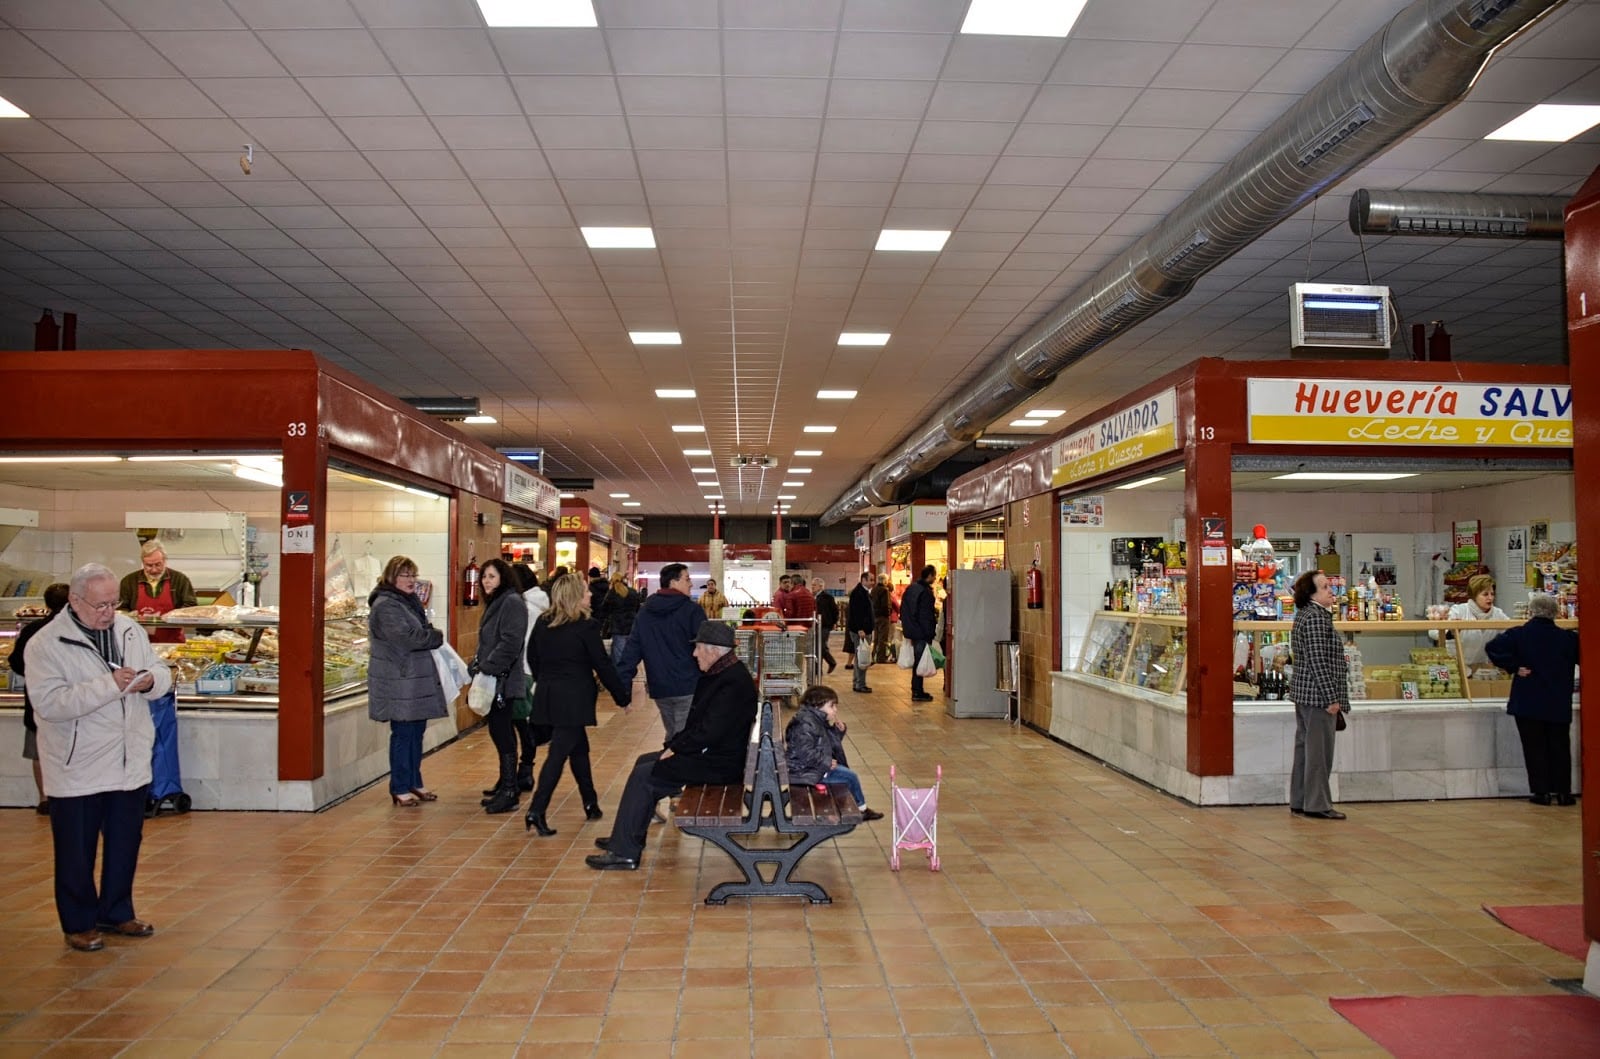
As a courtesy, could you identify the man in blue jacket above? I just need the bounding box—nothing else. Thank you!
[900,564,938,702]
[614,563,704,740]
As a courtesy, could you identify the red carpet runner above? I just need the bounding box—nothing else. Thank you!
[1484,904,1588,963]
[1330,994,1600,1058]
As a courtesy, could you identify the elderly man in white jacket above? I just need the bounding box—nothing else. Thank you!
[25,562,172,953]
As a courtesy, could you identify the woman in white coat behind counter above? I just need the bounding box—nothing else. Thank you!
[1432,573,1511,667]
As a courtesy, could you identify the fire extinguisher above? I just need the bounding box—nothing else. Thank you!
[462,555,480,607]
[1025,560,1044,610]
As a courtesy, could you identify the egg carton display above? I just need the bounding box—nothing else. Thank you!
[1345,642,1366,701]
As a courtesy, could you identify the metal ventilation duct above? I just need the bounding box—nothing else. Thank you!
[1349,189,1567,238]
[820,0,1564,525]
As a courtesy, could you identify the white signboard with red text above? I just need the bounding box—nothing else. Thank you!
[1247,378,1571,447]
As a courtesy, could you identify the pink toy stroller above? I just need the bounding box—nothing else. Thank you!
[889,764,941,871]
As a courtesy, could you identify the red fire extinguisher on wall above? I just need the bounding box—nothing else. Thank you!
[1025,560,1044,610]
[462,555,480,607]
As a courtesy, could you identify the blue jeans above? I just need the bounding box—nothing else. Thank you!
[389,720,425,794]
[821,765,866,807]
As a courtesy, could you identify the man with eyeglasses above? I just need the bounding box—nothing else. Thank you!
[23,562,171,953]
[117,540,196,817]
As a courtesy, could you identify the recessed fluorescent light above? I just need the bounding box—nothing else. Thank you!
[0,455,122,463]
[231,462,283,487]
[690,466,715,474]
[787,467,811,474]
[961,0,1088,38]
[795,449,822,457]
[683,448,712,456]
[1009,418,1047,427]
[1114,475,1167,490]
[0,95,31,119]
[782,481,804,487]
[777,495,796,500]
[1027,409,1065,418]
[802,425,836,434]
[622,501,641,507]
[671,424,704,433]
[629,330,680,345]
[1485,104,1600,143]
[817,389,858,399]
[608,492,630,498]
[655,388,696,398]
[582,226,655,248]
[704,494,723,500]
[874,229,951,252]
[128,453,263,462]
[838,332,890,346]
[1273,472,1420,482]
[559,492,575,499]
[475,1,597,28]
[462,414,496,424]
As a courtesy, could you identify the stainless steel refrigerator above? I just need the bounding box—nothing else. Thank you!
[946,568,1012,718]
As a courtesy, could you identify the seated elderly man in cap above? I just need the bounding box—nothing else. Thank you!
[587,620,758,871]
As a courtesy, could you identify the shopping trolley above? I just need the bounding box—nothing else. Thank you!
[888,763,941,871]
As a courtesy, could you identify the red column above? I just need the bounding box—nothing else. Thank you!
[277,423,326,782]
[1184,369,1235,776]
[1565,164,1600,949]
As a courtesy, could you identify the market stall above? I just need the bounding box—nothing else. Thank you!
[0,349,555,810]
[947,357,1577,805]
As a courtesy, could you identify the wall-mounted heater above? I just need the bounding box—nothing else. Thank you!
[1289,282,1391,353]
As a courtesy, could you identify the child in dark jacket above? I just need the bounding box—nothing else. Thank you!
[783,685,883,820]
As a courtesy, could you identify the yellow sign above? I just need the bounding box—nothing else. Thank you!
[1052,421,1177,487]
[1247,414,1571,447]
[1247,379,1572,447]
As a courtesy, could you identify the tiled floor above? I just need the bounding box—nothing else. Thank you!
[0,666,1587,1057]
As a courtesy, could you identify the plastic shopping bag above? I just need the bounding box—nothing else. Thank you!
[915,647,938,677]
[432,643,471,698]
[467,672,497,716]
[898,641,915,669]
[929,643,946,669]
[855,638,872,669]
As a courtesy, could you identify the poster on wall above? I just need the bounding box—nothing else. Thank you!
[1505,526,1527,586]
[1444,519,1484,604]
[1061,495,1105,527]
[1201,517,1229,566]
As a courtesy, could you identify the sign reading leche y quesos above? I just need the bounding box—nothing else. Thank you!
[1050,388,1178,488]
[1247,378,1571,447]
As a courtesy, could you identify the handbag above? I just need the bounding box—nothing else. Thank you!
[467,672,497,716]
[1335,709,1348,732]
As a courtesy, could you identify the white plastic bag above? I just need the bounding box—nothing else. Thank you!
[467,672,497,716]
[915,647,937,677]
[898,641,915,669]
[854,638,872,669]
[432,643,471,697]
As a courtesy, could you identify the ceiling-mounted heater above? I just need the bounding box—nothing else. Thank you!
[1289,282,1391,354]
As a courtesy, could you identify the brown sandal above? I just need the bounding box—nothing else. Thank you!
[410,788,438,802]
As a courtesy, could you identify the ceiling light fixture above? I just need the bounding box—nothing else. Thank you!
[629,331,680,344]
[462,414,497,424]
[1485,103,1600,142]
[777,494,796,500]
[1027,408,1065,418]
[704,494,723,500]
[475,0,597,27]
[787,467,811,474]
[838,332,890,346]
[231,462,283,488]
[0,95,29,119]
[961,0,1088,38]
[1009,418,1047,427]
[690,466,715,473]
[795,449,822,457]
[1272,471,1421,482]
[671,424,704,432]
[1114,475,1167,490]
[127,453,263,462]
[401,395,480,421]
[781,481,804,487]
[874,229,951,252]
[622,501,641,507]
[802,425,836,433]
[0,454,123,463]
[582,226,655,248]
[655,388,696,398]
[608,492,629,498]
[683,448,712,456]
[559,492,575,499]
[817,389,858,399]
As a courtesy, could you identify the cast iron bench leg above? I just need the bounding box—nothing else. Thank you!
[682,823,850,904]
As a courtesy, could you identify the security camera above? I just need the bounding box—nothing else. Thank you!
[240,144,253,175]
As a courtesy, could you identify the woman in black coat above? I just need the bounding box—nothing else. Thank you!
[524,571,631,835]
[367,556,448,808]
[1486,593,1580,805]
[476,559,529,815]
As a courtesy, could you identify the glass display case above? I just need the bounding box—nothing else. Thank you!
[1077,612,1188,693]
[0,610,370,709]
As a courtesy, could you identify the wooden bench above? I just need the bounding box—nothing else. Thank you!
[673,699,862,905]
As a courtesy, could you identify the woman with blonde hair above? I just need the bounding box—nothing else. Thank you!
[699,578,729,620]
[598,571,641,667]
[1432,573,1511,667]
[367,556,447,807]
[524,572,631,835]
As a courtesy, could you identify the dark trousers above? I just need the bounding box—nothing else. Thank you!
[848,630,871,690]
[1515,716,1572,798]
[872,618,892,663]
[819,630,836,671]
[529,725,597,813]
[910,639,930,696]
[50,786,148,934]
[389,719,425,794]
[603,751,684,861]
[487,701,517,756]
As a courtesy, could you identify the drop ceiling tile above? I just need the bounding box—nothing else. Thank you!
[1047,40,1176,88]
[144,31,291,78]
[259,30,394,77]
[430,116,538,152]
[943,35,1063,84]
[275,151,380,180]
[833,33,947,80]
[634,150,722,181]
[13,152,126,183]
[43,119,172,152]
[819,118,918,154]
[372,28,500,75]
[723,29,836,78]
[333,116,445,151]
[1154,44,1283,92]
[726,117,820,151]
[456,150,553,181]
[825,78,936,120]
[511,75,625,115]
[1096,125,1203,161]
[229,0,363,31]
[407,76,522,117]
[295,77,418,117]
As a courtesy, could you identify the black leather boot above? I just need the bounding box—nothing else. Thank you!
[482,753,519,814]
[525,809,556,836]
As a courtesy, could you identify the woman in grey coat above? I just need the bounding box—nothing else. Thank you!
[367,556,447,807]
[477,559,529,815]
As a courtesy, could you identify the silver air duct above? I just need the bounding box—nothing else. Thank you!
[821,0,1563,525]
[1350,189,1567,237]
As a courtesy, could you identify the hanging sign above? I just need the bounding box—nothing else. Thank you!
[886,508,912,540]
[1050,389,1178,488]
[909,505,948,534]
[1247,379,1572,447]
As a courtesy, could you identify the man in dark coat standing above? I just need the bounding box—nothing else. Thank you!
[900,565,938,702]
[812,578,838,675]
[871,575,893,664]
[1487,593,1580,805]
[614,564,704,739]
[587,621,758,870]
[846,571,876,693]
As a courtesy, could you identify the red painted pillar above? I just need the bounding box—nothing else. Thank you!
[276,410,326,782]
[1184,368,1235,776]
[1564,165,1600,953]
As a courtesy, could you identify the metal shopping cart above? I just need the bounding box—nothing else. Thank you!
[889,763,941,871]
